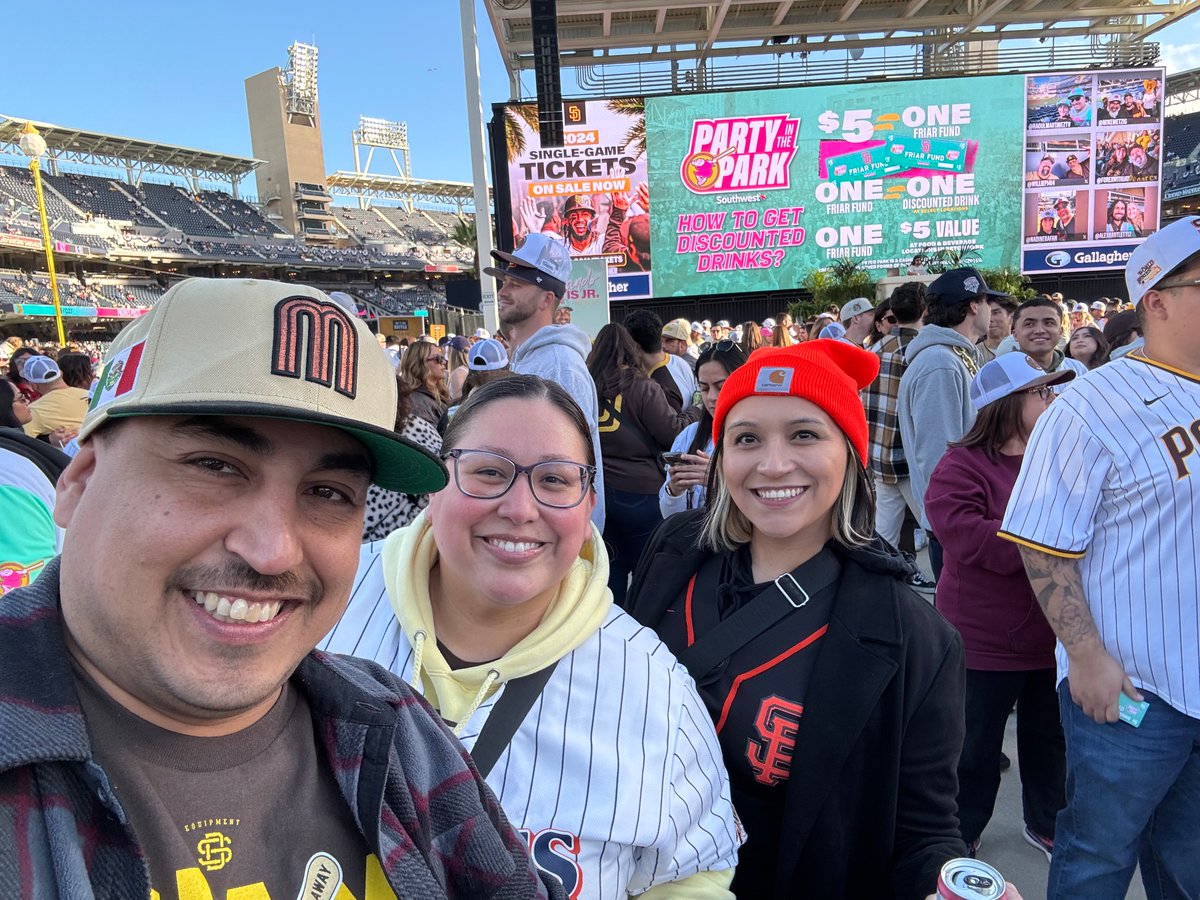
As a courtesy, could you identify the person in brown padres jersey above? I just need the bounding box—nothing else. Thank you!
[0,278,561,900]
[623,340,1025,900]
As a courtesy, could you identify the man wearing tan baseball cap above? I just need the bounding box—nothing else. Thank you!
[0,278,560,898]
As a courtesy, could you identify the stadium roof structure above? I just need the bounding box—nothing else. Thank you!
[484,0,1192,95]
[0,115,263,183]
[325,171,490,209]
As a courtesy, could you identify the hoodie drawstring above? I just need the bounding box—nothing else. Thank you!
[411,629,427,693]
[454,669,501,737]
[411,629,502,737]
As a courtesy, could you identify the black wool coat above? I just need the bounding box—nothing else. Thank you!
[623,511,967,900]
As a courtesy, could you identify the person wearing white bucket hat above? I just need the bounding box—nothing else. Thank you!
[926,353,1075,862]
[1001,216,1200,898]
[0,278,559,899]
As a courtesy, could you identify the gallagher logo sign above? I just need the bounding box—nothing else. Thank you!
[680,114,800,194]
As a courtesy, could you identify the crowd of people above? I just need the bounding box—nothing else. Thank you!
[1,216,1197,900]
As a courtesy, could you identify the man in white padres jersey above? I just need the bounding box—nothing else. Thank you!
[999,217,1200,899]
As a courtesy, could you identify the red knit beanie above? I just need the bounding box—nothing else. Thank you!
[711,339,880,464]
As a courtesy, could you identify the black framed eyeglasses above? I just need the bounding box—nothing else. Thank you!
[882,314,898,324]
[1024,385,1056,401]
[442,449,596,508]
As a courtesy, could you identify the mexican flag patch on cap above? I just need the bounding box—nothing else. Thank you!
[89,340,146,412]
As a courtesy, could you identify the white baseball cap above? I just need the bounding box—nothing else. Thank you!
[1126,215,1200,305]
[21,355,62,384]
[483,232,572,296]
[473,327,491,339]
[840,297,875,322]
[819,322,847,340]
[716,319,730,328]
[762,317,777,328]
[970,353,1076,411]
[467,338,509,371]
[1071,302,1088,313]
[1090,301,1106,311]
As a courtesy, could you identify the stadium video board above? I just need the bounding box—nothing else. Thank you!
[644,75,1024,297]
[500,99,652,300]
[494,68,1162,301]
[1021,69,1164,274]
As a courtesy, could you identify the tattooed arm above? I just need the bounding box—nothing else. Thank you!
[1018,545,1142,724]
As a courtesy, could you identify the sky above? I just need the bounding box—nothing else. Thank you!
[1,2,1198,194]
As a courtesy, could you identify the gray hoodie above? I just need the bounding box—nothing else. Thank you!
[896,324,980,529]
[510,324,605,530]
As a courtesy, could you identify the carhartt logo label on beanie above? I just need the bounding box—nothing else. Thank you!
[755,367,794,393]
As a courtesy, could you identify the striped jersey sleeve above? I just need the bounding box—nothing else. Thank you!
[999,398,1109,557]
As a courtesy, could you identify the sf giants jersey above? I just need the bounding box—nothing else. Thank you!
[322,544,740,899]
[1000,353,1200,718]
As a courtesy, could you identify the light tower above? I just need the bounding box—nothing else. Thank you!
[17,122,66,345]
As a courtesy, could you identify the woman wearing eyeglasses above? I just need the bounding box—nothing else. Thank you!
[323,375,741,899]
[924,354,1075,860]
[399,339,451,429]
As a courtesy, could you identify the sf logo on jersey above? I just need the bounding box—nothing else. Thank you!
[745,696,804,785]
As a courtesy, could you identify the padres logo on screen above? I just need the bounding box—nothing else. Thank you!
[271,295,359,398]
[746,696,804,785]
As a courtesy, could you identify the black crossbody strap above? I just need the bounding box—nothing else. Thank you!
[677,553,840,679]
[470,661,559,778]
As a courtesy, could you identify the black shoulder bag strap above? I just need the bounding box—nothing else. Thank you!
[470,661,559,778]
[677,552,841,679]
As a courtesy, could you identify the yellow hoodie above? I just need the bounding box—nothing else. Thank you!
[380,512,611,728]
[376,514,736,900]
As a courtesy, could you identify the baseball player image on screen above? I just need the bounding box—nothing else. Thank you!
[323,375,741,900]
[999,216,1200,899]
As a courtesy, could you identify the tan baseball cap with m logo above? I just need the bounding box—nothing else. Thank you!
[78,278,447,494]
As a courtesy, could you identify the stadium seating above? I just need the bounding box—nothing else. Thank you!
[133,182,231,236]
[197,191,282,237]
[0,167,82,229]
[0,165,475,274]
[43,172,161,227]
[353,284,448,315]
[1163,110,1200,198]
[0,268,169,309]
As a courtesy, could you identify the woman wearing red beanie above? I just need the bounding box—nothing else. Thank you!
[623,340,972,900]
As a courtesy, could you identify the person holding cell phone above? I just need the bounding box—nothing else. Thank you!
[1000,218,1200,899]
[659,341,748,518]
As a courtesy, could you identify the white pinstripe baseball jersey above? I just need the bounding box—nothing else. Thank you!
[321,543,741,899]
[1000,352,1200,717]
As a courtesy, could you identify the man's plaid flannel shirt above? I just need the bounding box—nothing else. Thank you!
[864,327,920,484]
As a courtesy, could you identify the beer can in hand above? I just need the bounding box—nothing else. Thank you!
[937,858,1008,899]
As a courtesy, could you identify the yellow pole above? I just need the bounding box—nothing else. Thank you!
[28,157,66,345]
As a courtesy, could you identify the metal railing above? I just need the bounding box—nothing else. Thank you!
[567,41,1160,99]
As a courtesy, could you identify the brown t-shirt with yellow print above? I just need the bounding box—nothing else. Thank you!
[74,666,393,900]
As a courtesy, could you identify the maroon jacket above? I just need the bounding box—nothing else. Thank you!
[925,445,1055,671]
